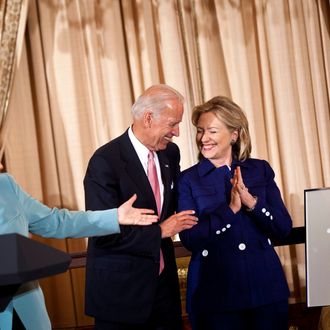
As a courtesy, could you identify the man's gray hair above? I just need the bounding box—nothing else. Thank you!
[131,84,184,119]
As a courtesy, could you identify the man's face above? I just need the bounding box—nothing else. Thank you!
[146,100,183,151]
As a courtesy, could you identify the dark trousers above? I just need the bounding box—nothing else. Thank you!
[95,271,182,330]
[193,300,288,330]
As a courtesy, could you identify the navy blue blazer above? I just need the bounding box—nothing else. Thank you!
[178,157,292,315]
[84,130,182,324]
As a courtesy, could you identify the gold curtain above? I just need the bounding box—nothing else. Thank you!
[3,0,330,327]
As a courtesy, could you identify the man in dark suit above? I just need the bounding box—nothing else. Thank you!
[84,84,198,330]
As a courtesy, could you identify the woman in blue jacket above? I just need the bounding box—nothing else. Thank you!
[0,164,157,330]
[178,96,292,330]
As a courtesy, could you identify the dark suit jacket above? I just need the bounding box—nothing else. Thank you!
[84,130,182,323]
[178,157,292,315]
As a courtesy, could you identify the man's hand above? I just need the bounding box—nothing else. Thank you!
[159,210,198,238]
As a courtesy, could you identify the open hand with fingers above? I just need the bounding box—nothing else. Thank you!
[160,210,198,238]
[117,194,158,225]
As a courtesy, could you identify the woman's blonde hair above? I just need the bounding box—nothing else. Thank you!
[192,96,252,161]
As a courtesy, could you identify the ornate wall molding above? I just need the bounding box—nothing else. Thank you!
[0,0,28,159]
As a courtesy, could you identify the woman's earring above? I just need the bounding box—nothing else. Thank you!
[230,139,236,145]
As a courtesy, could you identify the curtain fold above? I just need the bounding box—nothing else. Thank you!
[3,0,330,327]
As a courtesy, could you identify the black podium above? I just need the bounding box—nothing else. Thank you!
[0,233,71,312]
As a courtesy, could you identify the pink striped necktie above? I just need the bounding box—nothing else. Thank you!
[147,151,164,274]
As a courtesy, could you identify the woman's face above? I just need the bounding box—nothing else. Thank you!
[196,112,238,167]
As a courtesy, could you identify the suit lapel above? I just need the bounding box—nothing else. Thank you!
[158,151,172,221]
[119,131,157,212]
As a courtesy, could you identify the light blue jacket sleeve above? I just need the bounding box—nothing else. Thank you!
[6,173,120,238]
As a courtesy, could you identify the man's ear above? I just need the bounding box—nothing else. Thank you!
[143,111,153,128]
